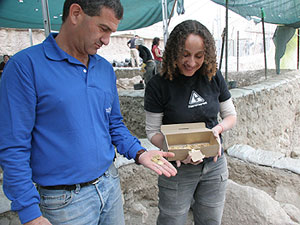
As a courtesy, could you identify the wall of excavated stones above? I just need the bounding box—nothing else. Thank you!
[0,28,154,63]
[224,72,300,154]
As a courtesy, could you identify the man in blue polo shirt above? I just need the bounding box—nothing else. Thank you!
[0,1,177,224]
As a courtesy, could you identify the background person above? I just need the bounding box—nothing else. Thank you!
[0,1,177,225]
[0,54,9,77]
[151,37,163,73]
[135,38,155,85]
[144,20,237,225]
[127,34,139,67]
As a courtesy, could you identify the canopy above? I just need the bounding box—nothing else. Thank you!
[212,0,300,28]
[0,0,175,31]
[1,0,299,30]
[1,0,300,30]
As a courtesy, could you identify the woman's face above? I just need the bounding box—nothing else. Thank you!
[177,34,205,77]
[3,56,9,63]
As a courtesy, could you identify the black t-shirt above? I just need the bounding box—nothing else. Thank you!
[144,70,231,129]
[0,62,5,71]
[138,45,153,63]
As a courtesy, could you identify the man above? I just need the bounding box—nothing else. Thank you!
[0,1,177,225]
[135,38,156,84]
[127,34,139,67]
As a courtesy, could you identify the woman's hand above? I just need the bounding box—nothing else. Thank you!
[212,125,222,162]
[175,154,203,167]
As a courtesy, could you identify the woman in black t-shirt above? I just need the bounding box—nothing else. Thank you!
[144,20,237,225]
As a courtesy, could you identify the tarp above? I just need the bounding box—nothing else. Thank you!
[211,0,300,28]
[1,0,299,30]
[0,0,175,31]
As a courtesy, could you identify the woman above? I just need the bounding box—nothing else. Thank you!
[151,37,163,73]
[0,55,9,78]
[144,20,237,225]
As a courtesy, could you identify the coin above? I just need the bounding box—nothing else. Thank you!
[151,155,164,165]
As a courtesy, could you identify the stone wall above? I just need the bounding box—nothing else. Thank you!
[224,71,300,154]
[0,28,153,63]
[0,28,45,56]
[115,68,143,79]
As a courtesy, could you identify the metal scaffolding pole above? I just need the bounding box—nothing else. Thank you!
[41,0,51,37]
[28,29,33,46]
[297,29,299,70]
[261,8,267,79]
[237,30,239,72]
[225,0,228,83]
[162,0,169,46]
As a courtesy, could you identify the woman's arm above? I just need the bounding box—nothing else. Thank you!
[154,47,163,58]
[212,98,237,135]
[145,110,164,149]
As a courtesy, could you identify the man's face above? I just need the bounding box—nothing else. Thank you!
[77,7,120,55]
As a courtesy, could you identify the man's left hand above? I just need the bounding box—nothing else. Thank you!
[138,150,177,177]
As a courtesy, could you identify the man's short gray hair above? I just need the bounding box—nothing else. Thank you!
[62,0,123,23]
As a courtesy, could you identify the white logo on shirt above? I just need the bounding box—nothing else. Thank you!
[106,107,112,113]
[188,90,207,108]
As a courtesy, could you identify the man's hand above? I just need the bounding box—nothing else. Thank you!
[24,216,52,225]
[138,150,177,177]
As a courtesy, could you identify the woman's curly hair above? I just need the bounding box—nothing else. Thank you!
[161,20,217,81]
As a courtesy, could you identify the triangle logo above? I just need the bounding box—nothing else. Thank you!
[189,90,205,105]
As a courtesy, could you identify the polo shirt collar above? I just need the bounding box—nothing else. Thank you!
[43,33,101,67]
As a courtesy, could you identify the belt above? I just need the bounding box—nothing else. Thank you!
[40,176,101,191]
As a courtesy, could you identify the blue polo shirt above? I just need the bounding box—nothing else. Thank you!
[0,33,144,223]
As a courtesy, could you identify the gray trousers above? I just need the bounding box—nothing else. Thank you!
[143,60,156,84]
[157,154,228,225]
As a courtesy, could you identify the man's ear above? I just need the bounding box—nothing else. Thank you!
[68,3,84,25]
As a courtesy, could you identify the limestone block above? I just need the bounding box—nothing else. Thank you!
[115,69,143,79]
[275,185,300,209]
[0,218,10,225]
[0,187,11,214]
[282,203,300,224]
[117,76,142,90]
[226,144,285,166]
[222,180,298,225]
[273,157,300,174]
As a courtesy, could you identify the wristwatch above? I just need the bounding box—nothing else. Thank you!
[135,149,147,165]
